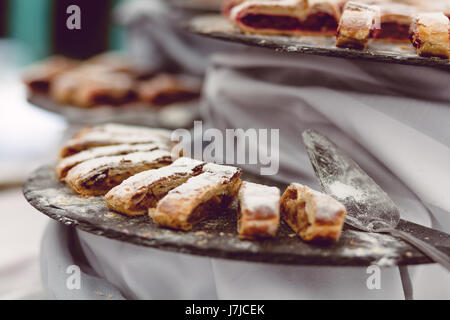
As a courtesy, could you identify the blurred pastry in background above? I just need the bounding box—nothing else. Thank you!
[22,55,79,94]
[137,74,202,107]
[24,53,203,109]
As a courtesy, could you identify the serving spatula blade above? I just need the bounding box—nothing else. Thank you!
[302,129,399,232]
[302,129,450,271]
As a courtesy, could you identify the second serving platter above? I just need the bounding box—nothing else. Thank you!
[28,93,200,129]
[187,15,450,70]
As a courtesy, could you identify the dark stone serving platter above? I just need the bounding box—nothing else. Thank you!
[27,94,200,129]
[167,0,221,13]
[24,165,450,267]
[187,15,450,70]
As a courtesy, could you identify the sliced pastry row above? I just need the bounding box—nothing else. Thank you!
[226,0,450,58]
[58,124,176,196]
[336,2,449,58]
[23,53,202,108]
[57,124,347,243]
[102,154,346,243]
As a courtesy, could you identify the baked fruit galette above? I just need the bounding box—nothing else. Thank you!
[409,12,450,59]
[149,163,242,231]
[105,157,205,216]
[237,181,280,239]
[280,183,346,243]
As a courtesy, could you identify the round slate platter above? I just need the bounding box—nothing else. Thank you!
[187,15,450,70]
[27,94,200,129]
[23,165,450,267]
[167,0,221,13]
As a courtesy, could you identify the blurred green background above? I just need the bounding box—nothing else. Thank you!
[1,0,125,64]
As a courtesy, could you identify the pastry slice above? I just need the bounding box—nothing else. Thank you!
[409,12,449,59]
[65,150,173,196]
[372,3,417,42]
[336,2,378,49]
[71,72,137,108]
[22,56,78,93]
[150,164,242,231]
[230,0,308,36]
[137,74,201,107]
[50,69,85,105]
[237,181,280,239]
[304,0,341,35]
[230,0,340,36]
[280,183,346,243]
[85,52,135,74]
[59,124,173,159]
[105,157,205,216]
[50,64,121,105]
[56,143,166,180]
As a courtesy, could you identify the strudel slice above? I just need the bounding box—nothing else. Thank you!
[280,183,346,243]
[336,2,378,49]
[150,164,242,231]
[137,74,201,107]
[409,13,450,59]
[237,181,280,239]
[50,65,119,105]
[59,125,173,159]
[230,0,340,36]
[71,72,137,108]
[372,3,417,42]
[22,56,78,93]
[105,157,205,216]
[65,150,173,196]
[56,143,166,180]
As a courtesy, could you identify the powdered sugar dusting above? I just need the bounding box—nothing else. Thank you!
[58,143,165,176]
[292,183,345,222]
[66,150,171,180]
[165,171,233,201]
[107,157,204,198]
[239,181,280,219]
[203,163,241,177]
[341,230,403,267]
[328,181,365,201]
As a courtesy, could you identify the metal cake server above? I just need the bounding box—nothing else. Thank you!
[302,129,450,271]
